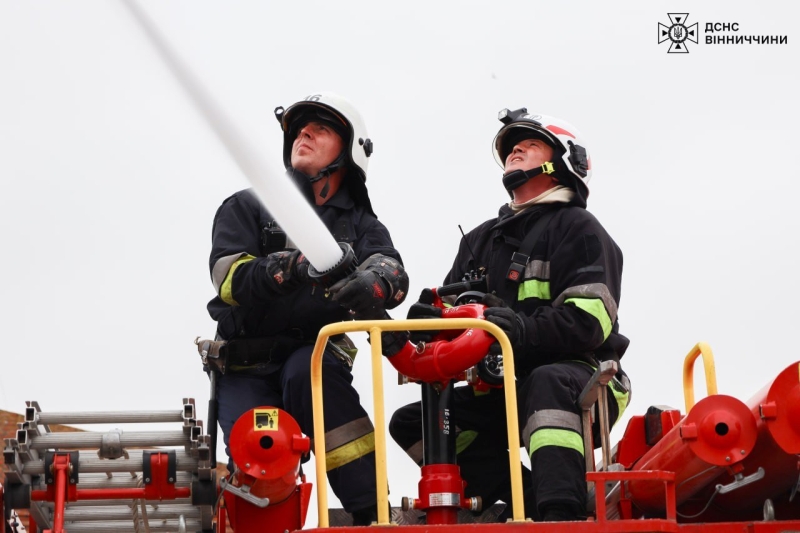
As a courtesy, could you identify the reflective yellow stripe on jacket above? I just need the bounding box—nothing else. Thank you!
[611,375,631,420]
[517,260,551,301]
[554,283,617,341]
[211,252,256,306]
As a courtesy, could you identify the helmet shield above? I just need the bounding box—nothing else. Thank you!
[285,108,349,145]
[497,127,560,166]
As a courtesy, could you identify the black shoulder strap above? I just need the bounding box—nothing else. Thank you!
[496,209,557,303]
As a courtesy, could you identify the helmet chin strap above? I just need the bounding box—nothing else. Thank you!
[291,151,346,199]
[502,161,557,196]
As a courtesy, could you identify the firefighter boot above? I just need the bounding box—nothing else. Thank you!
[541,502,585,522]
[352,504,378,526]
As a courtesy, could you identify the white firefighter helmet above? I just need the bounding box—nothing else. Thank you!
[492,108,592,195]
[275,92,373,182]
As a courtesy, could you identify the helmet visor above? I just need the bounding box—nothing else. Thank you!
[497,126,558,163]
[287,107,349,142]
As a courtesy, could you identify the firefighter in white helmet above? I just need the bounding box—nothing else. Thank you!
[206,93,408,525]
[390,108,631,522]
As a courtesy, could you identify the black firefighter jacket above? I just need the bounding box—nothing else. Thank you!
[444,202,629,377]
[207,185,402,343]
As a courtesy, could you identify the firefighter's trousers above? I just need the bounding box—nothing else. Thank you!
[217,344,377,513]
[390,361,628,519]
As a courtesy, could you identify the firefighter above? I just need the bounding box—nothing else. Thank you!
[389,109,631,522]
[206,93,408,525]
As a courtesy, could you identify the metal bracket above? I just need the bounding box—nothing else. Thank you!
[142,450,177,484]
[716,467,765,495]
[99,430,124,459]
[578,360,619,478]
[183,398,196,422]
[24,401,50,436]
[44,451,79,485]
[578,360,619,409]
[219,476,271,508]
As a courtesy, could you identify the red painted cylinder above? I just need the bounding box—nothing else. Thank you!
[418,464,465,524]
[229,407,310,503]
[627,394,758,513]
[756,361,800,455]
[680,361,800,521]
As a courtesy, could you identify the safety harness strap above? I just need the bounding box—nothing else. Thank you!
[495,209,557,304]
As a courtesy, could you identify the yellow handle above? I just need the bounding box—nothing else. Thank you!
[310,318,526,527]
[682,342,718,411]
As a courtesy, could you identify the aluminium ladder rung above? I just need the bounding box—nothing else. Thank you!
[31,471,193,490]
[28,410,188,425]
[21,450,198,475]
[60,518,201,532]
[64,504,200,521]
[66,497,193,507]
[24,431,192,449]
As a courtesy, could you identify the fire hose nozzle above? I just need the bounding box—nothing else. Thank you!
[308,242,357,288]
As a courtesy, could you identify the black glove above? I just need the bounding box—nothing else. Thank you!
[265,249,309,293]
[373,330,410,357]
[483,307,526,355]
[480,292,508,309]
[329,254,409,319]
[406,288,443,343]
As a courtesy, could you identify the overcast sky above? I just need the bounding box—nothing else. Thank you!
[1,0,798,525]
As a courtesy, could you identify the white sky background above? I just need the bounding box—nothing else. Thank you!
[1,0,798,526]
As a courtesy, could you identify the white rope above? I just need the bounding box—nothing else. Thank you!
[135,473,152,533]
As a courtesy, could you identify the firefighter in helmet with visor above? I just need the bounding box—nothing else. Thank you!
[391,108,631,522]
[206,93,408,525]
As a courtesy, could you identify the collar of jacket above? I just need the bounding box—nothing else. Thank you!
[314,183,355,212]
[283,167,356,212]
[289,166,376,218]
[491,193,588,231]
[491,203,550,231]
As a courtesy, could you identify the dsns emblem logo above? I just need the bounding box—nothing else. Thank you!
[658,13,698,53]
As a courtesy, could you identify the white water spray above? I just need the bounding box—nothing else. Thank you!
[122,0,344,272]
